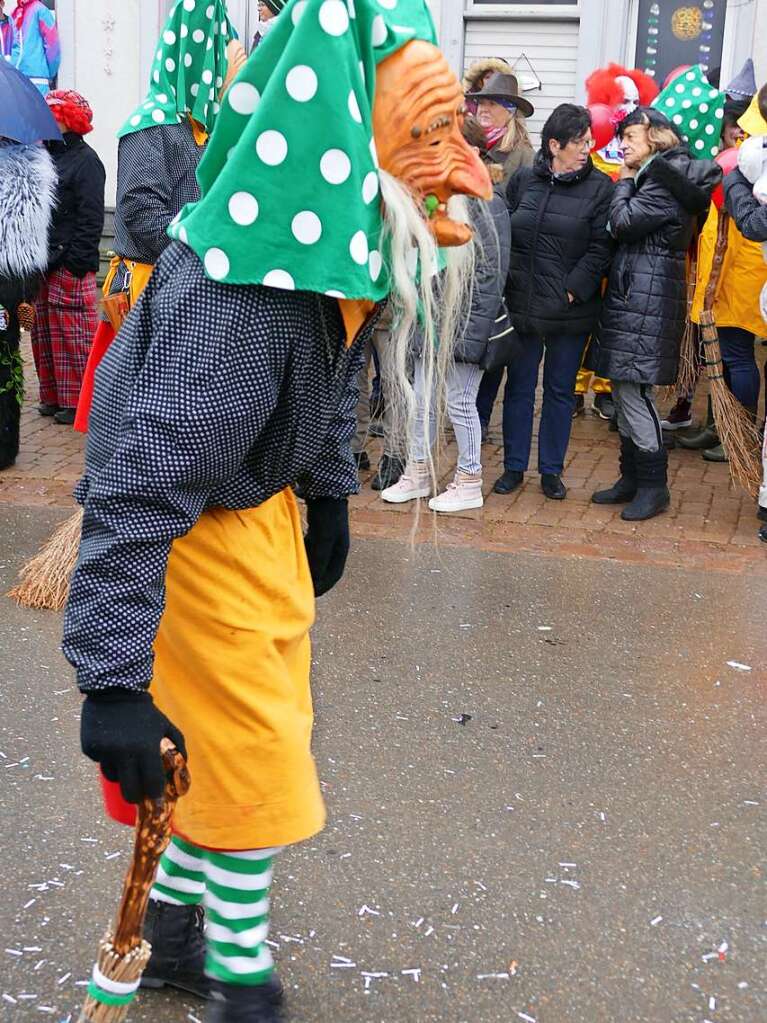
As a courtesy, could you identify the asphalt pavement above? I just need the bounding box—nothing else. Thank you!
[1,505,765,1023]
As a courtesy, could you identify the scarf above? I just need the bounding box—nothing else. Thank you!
[170,0,437,300]
[118,0,234,139]
[484,124,506,149]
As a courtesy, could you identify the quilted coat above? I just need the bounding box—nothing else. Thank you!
[505,151,614,337]
[596,146,720,386]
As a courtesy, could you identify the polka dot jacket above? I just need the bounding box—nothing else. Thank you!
[113,123,204,265]
[63,242,376,693]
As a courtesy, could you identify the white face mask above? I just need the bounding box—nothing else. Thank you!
[258,16,276,35]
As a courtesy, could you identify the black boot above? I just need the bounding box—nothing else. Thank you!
[207,979,284,1022]
[141,900,210,998]
[621,447,670,521]
[678,396,718,450]
[592,435,637,504]
[372,453,404,491]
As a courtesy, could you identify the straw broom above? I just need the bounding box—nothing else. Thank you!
[77,741,190,1023]
[700,208,762,497]
[670,254,700,399]
[8,507,83,610]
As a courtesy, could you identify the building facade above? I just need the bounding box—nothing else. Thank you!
[50,0,767,202]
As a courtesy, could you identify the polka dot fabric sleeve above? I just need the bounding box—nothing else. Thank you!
[170,0,437,300]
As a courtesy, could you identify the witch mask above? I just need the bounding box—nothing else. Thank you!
[373,40,493,246]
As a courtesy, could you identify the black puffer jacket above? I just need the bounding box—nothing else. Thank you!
[724,168,767,242]
[454,188,512,364]
[47,133,106,277]
[596,147,721,386]
[505,151,613,337]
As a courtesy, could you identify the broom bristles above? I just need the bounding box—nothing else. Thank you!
[701,320,762,497]
[8,508,83,611]
[77,932,151,1023]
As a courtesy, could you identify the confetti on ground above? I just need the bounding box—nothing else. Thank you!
[709,996,716,1010]
[537,626,552,632]
[650,916,663,927]
[402,968,421,982]
[188,1014,202,1023]
[518,1012,537,1022]
[509,960,519,976]
[726,661,752,672]
[477,973,509,980]
[358,905,380,917]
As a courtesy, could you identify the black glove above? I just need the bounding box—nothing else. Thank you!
[81,689,186,804]
[304,497,350,597]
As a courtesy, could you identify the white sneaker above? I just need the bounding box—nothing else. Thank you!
[381,466,431,504]
[428,475,484,513]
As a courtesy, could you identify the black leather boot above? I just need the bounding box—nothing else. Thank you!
[592,435,637,504]
[141,900,210,998]
[621,447,670,521]
[678,396,718,450]
[207,979,284,1022]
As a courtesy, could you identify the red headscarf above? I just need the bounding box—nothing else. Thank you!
[46,90,94,135]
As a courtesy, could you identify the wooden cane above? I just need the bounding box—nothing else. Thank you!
[77,741,191,1023]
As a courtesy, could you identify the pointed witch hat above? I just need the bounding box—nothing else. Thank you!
[725,58,757,101]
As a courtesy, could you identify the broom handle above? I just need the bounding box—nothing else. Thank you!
[703,208,729,314]
[112,741,191,955]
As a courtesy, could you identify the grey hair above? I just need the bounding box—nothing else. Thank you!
[378,170,476,494]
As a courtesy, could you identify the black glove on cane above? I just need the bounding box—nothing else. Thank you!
[81,689,186,804]
[304,497,350,597]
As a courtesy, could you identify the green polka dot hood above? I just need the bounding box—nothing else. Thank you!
[652,65,725,160]
[169,0,438,299]
[118,0,235,138]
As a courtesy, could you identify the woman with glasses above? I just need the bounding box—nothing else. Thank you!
[491,103,614,501]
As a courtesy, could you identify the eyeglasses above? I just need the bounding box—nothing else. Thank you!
[568,137,594,153]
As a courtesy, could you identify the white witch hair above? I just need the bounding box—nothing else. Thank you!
[378,169,476,488]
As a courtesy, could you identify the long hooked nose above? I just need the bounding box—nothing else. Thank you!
[447,138,493,201]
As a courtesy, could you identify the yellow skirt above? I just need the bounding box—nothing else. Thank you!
[151,490,326,851]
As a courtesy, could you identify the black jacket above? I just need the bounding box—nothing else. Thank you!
[596,147,720,386]
[454,189,512,364]
[47,133,106,277]
[724,168,767,242]
[505,152,613,337]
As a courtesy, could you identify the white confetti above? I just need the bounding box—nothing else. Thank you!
[518,1013,537,1022]
[477,973,509,980]
[358,904,380,917]
[709,996,716,1010]
[57,973,71,985]
[2,994,18,1004]
[726,661,752,672]
[402,968,421,982]
[650,916,663,926]
[5,949,22,956]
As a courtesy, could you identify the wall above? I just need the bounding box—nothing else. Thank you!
[57,0,169,205]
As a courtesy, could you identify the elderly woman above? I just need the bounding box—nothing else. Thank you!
[471,72,534,183]
[493,103,613,501]
[593,108,720,521]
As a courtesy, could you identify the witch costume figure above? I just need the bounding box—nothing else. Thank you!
[62,1,490,1021]
[74,0,245,432]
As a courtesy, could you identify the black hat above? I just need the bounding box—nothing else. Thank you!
[471,73,534,119]
[618,105,680,141]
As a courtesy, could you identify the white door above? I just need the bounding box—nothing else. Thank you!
[463,17,580,143]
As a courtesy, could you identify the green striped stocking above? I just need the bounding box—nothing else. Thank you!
[149,838,280,986]
[151,835,206,906]
[202,847,278,986]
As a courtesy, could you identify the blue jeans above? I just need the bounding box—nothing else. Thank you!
[718,327,759,412]
[500,333,588,475]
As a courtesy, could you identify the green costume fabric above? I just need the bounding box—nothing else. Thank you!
[170,0,438,299]
[652,65,725,160]
[118,0,235,138]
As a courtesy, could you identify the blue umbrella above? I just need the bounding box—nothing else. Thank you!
[0,57,62,144]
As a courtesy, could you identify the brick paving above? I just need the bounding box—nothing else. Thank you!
[2,338,765,574]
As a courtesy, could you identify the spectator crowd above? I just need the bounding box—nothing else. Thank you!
[0,0,766,538]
